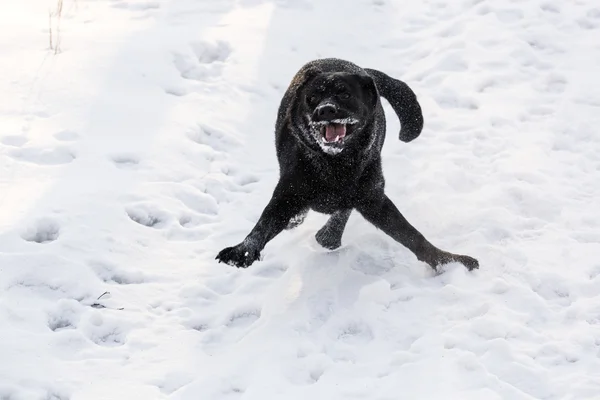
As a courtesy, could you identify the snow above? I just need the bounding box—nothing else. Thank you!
[1,0,600,398]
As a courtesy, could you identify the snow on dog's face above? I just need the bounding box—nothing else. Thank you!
[294,71,378,155]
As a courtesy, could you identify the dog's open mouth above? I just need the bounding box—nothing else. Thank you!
[321,123,346,143]
[312,118,359,145]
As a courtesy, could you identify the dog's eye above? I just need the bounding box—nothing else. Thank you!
[340,92,350,100]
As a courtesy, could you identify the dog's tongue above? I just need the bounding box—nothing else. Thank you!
[325,124,346,142]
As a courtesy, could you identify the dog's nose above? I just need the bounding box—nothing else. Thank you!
[316,104,337,118]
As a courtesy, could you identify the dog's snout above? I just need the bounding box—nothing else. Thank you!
[315,103,337,119]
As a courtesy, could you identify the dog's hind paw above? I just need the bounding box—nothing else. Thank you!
[216,243,261,268]
[315,227,342,250]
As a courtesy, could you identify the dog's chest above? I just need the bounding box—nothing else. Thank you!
[302,164,364,213]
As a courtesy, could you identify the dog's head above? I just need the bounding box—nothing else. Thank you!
[291,69,379,155]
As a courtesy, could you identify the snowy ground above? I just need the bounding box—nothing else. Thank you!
[1,0,600,398]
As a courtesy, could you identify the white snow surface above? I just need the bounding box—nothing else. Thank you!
[1,0,600,398]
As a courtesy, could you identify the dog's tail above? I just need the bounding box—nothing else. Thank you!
[364,68,424,143]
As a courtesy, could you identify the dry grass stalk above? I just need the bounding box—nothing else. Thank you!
[48,0,64,54]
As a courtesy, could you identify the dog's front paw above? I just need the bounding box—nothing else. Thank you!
[216,243,261,268]
[423,248,480,272]
[455,254,479,271]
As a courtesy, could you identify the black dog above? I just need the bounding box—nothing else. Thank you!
[216,58,479,272]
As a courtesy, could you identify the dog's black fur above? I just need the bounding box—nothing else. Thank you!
[216,58,479,271]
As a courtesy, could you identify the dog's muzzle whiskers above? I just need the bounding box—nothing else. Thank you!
[309,117,359,127]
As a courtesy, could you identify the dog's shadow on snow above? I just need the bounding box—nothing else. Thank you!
[255,216,477,329]
[257,228,434,323]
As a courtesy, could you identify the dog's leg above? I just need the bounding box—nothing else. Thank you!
[356,193,479,271]
[315,209,351,250]
[216,182,304,268]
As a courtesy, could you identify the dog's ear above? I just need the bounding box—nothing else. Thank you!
[290,66,321,92]
[357,73,379,110]
[286,66,322,121]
